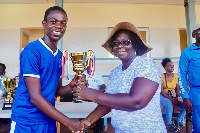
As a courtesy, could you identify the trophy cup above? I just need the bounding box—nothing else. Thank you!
[70,52,88,80]
[62,50,95,102]
[1,78,18,110]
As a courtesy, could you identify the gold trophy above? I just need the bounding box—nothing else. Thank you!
[62,50,94,102]
[70,52,91,102]
[1,78,18,110]
[70,52,88,80]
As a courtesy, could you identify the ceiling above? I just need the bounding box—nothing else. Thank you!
[0,0,200,5]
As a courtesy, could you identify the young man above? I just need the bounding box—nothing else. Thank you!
[10,6,82,133]
[179,23,200,132]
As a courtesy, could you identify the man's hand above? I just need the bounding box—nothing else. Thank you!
[67,118,83,132]
[183,98,193,112]
[78,74,88,87]
[81,118,91,131]
[69,74,79,89]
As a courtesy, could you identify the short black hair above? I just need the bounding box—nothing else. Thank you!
[109,29,148,56]
[161,58,172,68]
[0,63,6,70]
[44,6,68,21]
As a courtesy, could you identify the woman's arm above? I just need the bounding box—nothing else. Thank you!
[81,104,111,127]
[175,83,180,97]
[75,77,158,111]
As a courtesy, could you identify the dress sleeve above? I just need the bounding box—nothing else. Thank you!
[20,49,40,78]
[178,51,189,99]
[135,58,161,84]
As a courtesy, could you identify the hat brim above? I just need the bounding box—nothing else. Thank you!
[102,22,152,56]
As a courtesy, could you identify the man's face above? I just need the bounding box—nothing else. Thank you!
[42,10,67,42]
[192,29,200,44]
[0,65,5,76]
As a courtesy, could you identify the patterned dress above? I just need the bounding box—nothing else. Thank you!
[105,56,167,133]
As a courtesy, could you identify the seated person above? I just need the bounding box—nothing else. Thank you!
[0,63,7,98]
[160,58,186,132]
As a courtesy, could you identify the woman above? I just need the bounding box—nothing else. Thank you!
[74,22,167,132]
[160,58,186,132]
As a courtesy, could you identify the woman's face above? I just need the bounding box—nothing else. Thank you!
[112,32,136,61]
[165,61,174,72]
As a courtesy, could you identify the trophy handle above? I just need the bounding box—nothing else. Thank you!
[86,49,95,77]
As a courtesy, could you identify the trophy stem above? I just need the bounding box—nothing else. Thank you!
[6,92,13,103]
[77,72,82,79]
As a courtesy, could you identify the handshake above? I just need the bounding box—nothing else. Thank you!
[66,75,100,132]
[67,118,92,133]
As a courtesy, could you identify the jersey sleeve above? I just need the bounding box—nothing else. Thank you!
[178,51,189,99]
[135,58,161,84]
[20,49,40,78]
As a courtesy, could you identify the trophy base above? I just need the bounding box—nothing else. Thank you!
[2,103,13,110]
[73,100,82,103]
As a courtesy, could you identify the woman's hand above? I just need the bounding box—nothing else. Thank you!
[73,84,98,101]
[168,97,174,103]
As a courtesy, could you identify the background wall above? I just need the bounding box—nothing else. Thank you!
[0,3,200,82]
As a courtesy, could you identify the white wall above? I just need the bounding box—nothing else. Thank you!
[1,3,199,78]
[0,29,20,77]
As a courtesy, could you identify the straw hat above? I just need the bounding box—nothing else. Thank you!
[102,22,152,55]
[192,23,200,34]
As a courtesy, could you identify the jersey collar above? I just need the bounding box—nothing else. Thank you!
[39,38,58,56]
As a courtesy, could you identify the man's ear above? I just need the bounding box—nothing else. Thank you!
[42,20,46,27]
[192,31,195,38]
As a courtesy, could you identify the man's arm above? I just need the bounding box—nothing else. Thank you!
[178,51,193,112]
[56,74,78,96]
[178,51,189,99]
[25,77,82,131]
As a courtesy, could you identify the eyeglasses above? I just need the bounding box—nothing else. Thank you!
[194,30,200,35]
[110,40,132,47]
